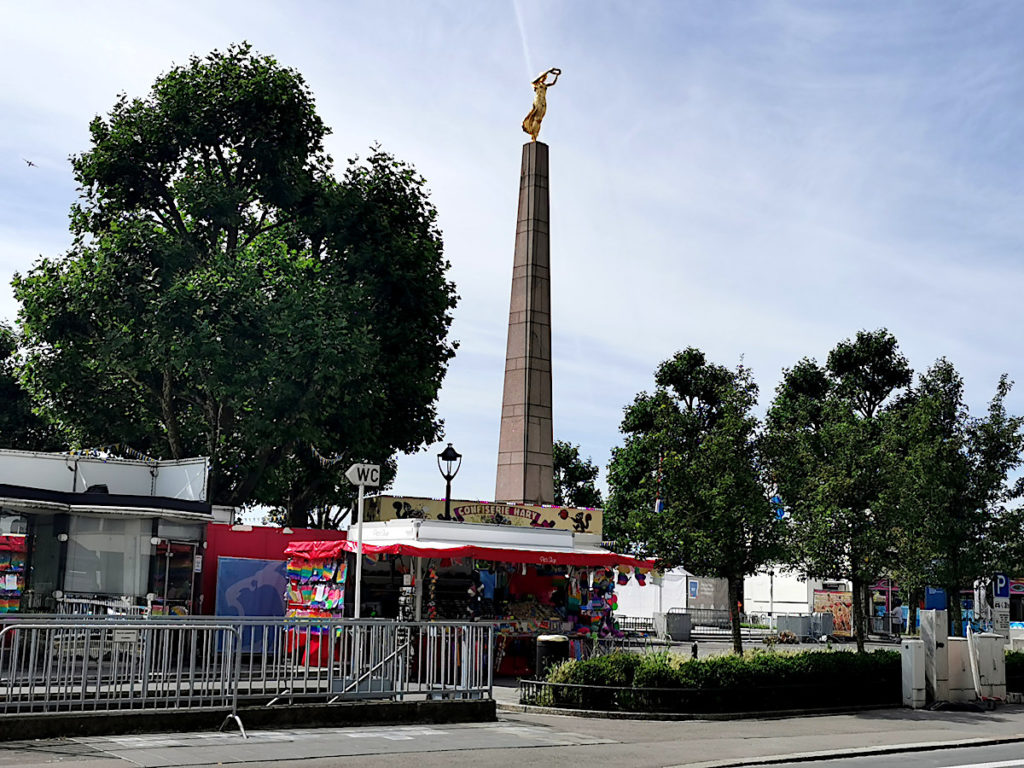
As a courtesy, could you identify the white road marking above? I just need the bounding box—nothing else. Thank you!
[940,761,1024,768]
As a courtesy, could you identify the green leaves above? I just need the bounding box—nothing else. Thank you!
[606,349,782,652]
[0,322,64,452]
[12,44,457,521]
[553,440,604,508]
[879,359,1024,632]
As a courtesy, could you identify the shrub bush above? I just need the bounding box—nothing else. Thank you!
[540,649,901,713]
[1006,650,1024,693]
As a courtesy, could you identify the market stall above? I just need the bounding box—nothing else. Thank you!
[283,519,654,675]
[0,534,26,614]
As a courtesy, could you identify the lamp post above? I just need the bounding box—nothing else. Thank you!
[437,443,462,520]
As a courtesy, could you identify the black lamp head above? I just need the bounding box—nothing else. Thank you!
[437,443,462,480]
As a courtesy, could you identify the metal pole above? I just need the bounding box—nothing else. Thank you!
[354,483,365,619]
[444,477,452,520]
[414,557,423,622]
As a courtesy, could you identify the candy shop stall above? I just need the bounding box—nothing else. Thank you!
[0,534,26,614]
[284,518,654,676]
[281,542,349,664]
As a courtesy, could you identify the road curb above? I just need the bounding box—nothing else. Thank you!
[497,701,896,721]
[0,699,497,741]
[667,734,1024,767]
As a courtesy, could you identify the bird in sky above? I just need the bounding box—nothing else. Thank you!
[23,158,37,167]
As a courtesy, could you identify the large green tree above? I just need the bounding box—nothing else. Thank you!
[12,44,457,515]
[880,359,1024,634]
[553,440,603,509]
[606,349,781,653]
[764,329,911,651]
[0,323,63,452]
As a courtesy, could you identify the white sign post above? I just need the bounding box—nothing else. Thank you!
[345,463,380,620]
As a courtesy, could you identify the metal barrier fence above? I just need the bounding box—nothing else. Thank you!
[615,616,656,635]
[659,609,769,640]
[0,617,493,730]
[0,620,243,733]
[56,595,152,617]
[869,615,904,637]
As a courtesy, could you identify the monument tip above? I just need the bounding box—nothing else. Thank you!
[522,68,561,142]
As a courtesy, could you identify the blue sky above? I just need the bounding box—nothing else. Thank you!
[2,2,1024,504]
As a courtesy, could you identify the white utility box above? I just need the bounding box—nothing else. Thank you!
[901,639,926,709]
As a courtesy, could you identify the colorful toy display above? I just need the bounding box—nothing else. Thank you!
[285,557,347,618]
[0,535,26,614]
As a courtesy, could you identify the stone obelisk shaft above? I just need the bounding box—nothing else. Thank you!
[495,142,554,505]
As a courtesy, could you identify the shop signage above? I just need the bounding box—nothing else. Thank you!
[813,590,853,637]
[366,495,603,535]
[994,599,1010,634]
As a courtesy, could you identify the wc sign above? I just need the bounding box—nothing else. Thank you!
[345,463,381,487]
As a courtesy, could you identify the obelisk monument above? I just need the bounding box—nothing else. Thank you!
[495,68,561,505]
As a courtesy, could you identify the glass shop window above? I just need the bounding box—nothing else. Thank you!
[64,516,151,596]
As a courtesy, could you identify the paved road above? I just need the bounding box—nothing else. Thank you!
[747,743,1024,767]
[3,706,1024,768]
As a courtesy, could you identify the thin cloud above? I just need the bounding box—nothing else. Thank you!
[0,2,1022,502]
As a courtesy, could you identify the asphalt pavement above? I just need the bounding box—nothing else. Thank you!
[742,742,1024,768]
[2,705,1024,768]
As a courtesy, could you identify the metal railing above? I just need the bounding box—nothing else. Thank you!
[869,615,904,637]
[615,616,656,635]
[0,620,243,733]
[0,617,493,728]
[673,607,733,630]
[56,594,152,617]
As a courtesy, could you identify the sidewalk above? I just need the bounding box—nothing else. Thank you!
[490,677,1024,767]
[2,703,1024,768]
[502,704,1024,767]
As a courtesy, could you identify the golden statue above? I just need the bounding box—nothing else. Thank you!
[522,68,561,142]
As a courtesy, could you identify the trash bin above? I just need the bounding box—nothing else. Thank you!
[535,634,569,678]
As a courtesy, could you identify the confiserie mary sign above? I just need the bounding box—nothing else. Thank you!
[365,495,602,536]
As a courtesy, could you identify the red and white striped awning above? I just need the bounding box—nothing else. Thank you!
[284,534,653,569]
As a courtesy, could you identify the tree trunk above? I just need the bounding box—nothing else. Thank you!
[160,370,185,459]
[727,576,744,655]
[287,505,308,529]
[946,586,963,638]
[851,575,866,653]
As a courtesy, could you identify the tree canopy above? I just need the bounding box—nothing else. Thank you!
[606,349,781,653]
[553,440,603,509]
[12,43,457,519]
[763,329,912,651]
[0,322,63,452]
[880,359,1024,633]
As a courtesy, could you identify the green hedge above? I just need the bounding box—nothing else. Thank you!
[535,650,901,713]
[1007,650,1024,693]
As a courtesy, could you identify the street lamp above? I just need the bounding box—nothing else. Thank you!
[437,443,462,521]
